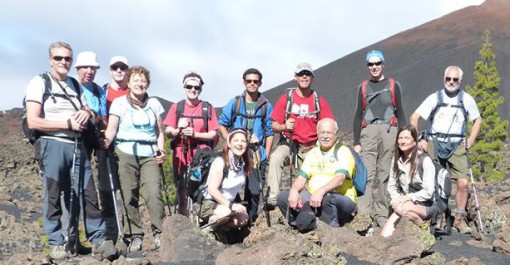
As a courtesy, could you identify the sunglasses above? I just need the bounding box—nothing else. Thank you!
[111,64,128,71]
[185,85,201,90]
[244,79,261,85]
[367,61,383,67]
[52,56,72,62]
[296,71,313,77]
[445,77,460,83]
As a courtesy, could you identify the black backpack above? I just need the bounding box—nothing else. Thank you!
[174,99,214,148]
[186,148,227,204]
[22,73,80,144]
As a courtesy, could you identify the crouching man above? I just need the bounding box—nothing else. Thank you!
[277,118,357,232]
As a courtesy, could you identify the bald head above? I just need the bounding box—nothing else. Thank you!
[317,118,338,150]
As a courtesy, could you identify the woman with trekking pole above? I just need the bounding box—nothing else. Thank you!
[381,125,437,237]
[103,66,166,252]
[193,128,252,242]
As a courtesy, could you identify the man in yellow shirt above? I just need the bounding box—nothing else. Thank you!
[277,118,357,232]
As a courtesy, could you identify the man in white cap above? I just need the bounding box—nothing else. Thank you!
[266,62,334,209]
[353,49,405,227]
[95,55,130,242]
[75,51,106,127]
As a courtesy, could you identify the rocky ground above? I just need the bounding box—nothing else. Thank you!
[1,108,510,264]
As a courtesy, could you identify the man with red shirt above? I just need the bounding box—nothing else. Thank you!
[266,62,334,208]
[164,72,219,216]
[104,56,130,113]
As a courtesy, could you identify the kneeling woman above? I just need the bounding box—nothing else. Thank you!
[194,128,252,231]
[381,125,436,237]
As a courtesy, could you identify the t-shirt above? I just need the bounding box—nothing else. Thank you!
[270,89,334,144]
[25,74,87,139]
[109,95,164,157]
[299,143,357,203]
[244,101,257,130]
[163,100,219,167]
[204,157,246,202]
[82,82,107,116]
[414,89,480,142]
[106,87,129,115]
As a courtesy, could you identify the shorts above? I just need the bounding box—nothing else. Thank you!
[427,140,468,180]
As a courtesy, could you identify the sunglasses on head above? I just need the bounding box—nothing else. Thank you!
[110,64,128,71]
[185,85,201,90]
[244,79,261,85]
[296,70,313,77]
[367,61,383,67]
[445,77,460,83]
[52,56,72,62]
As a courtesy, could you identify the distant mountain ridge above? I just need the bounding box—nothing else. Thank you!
[262,0,510,132]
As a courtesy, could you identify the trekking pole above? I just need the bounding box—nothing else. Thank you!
[199,213,234,230]
[465,146,484,233]
[66,133,80,255]
[150,145,172,216]
[105,149,124,241]
[286,131,296,225]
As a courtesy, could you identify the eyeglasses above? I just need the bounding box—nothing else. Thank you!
[185,85,201,90]
[110,64,128,71]
[296,71,313,77]
[52,56,72,62]
[445,77,460,83]
[244,79,261,85]
[367,61,383,67]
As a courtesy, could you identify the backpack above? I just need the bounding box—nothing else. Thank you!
[419,154,452,234]
[332,144,368,196]
[427,89,468,139]
[175,99,213,147]
[360,78,398,128]
[284,88,321,121]
[186,148,227,204]
[231,95,268,130]
[22,73,80,144]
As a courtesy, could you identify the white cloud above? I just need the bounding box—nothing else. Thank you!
[0,0,485,110]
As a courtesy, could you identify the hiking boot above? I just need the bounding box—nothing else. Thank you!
[92,240,118,261]
[128,236,143,252]
[264,199,277,211]
[49,245,68,260]
[453,213,472,234]
[154,233,161,249]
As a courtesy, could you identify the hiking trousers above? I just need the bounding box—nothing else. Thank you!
[116,148,165,238]
[95,147,120,241]
[38,138,106,246]
[277,190,356,227]
[357,124,396,226]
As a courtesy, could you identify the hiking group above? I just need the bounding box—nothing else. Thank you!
[24,41,483,261]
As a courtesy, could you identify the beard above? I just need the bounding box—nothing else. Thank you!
[444,83,460,93]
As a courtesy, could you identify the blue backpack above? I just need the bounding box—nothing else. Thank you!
[332,144,367,196]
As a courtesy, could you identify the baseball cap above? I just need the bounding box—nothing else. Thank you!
[295,202,317,233]
[294,62,314,76]
[75,51,100,68]
[365,50,385,63]
[109,56,128,67]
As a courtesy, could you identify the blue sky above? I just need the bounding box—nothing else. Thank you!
[1,0,484,111]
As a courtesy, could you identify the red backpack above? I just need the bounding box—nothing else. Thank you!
[361,78,398,128]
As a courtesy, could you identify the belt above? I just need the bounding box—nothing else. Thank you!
[370,120,390,125]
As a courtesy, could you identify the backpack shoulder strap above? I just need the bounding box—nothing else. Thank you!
[361,80,369,111]
[332,142,342,161]
[313,90,320,120]
[92,83,100,98]
[201,101,212,132]
[284,88,295,121]
[176,99,186,122]
[389,78,396,108]
[429,90,444,121]
[231,95,243,129]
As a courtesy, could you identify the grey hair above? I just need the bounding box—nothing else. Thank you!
[317,118,338,132]
[444,65,463,81]
[48,42,73,57]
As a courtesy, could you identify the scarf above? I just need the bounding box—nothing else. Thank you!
[229,150,245,173]
[127,92,149,109]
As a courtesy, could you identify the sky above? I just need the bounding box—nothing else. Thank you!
[1,0,485,111]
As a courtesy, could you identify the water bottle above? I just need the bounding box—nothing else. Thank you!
[190,169,202,182]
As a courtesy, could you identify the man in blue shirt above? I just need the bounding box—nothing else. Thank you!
[218,68,274,224]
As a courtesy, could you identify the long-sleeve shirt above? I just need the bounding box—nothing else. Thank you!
[387,155,435,204]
